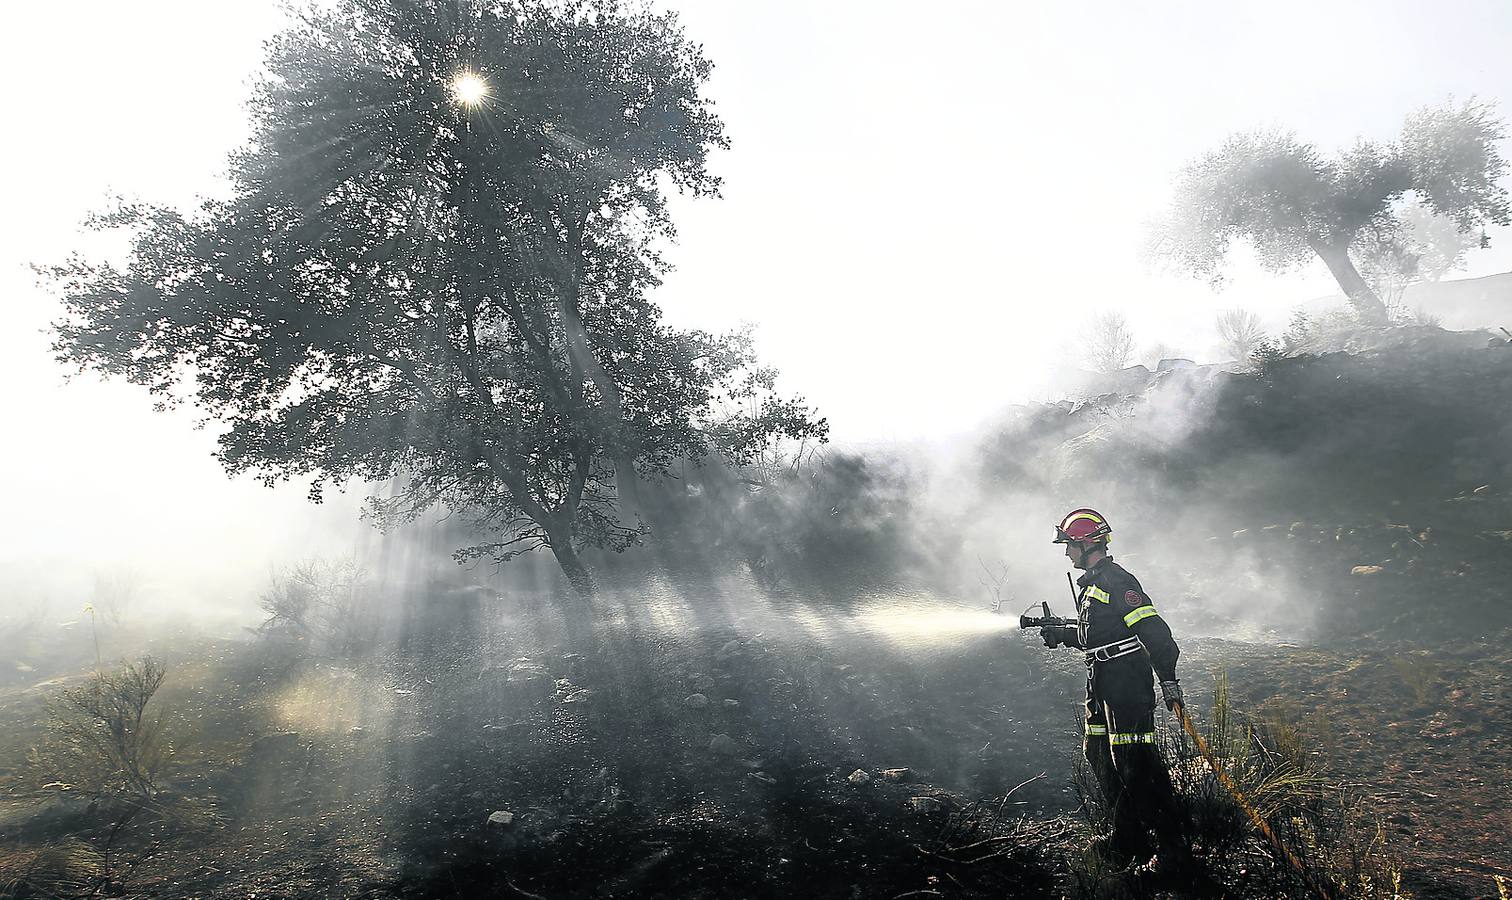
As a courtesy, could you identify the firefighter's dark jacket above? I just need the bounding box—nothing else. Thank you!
[1047,558,1179,683]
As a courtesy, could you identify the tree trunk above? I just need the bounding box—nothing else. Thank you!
[554,237,642,521]
[1312,240,1391,324]
[476,448,598,601]
[547,537,597,655]
[545,525,596,599]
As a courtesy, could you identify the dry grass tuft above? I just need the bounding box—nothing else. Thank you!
[0,839,103,899]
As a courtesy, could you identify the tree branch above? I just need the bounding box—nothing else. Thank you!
[368,351,438,404]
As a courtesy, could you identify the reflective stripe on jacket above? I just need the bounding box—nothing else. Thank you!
[1073,558,1179,683]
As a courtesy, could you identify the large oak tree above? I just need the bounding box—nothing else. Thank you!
[1152,100,1510,322]
[47,0,825,597]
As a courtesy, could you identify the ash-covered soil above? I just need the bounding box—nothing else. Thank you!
[1,591,1082,899]
[3,585,1509,899]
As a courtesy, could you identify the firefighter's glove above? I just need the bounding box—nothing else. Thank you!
[1041,628,1063,649]
[1160,680,1183,712]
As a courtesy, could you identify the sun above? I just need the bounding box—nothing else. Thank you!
[452,72,488,106]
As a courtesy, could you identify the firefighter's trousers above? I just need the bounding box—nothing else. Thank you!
[1084,660,1186,861]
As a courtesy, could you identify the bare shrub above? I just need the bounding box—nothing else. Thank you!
[40,657,169,803]
[1215,309,1267,362]
[1284,306,1361,354]
[91,568,144,626]
[257,558,379,657]
[33,657,171,889]
[1356,195,1487,319]
[1088,312,1136,373]
[29,658,217,895]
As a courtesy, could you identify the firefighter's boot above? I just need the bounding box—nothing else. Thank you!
[1135,815,1195,881]
[1088,832,1144,870]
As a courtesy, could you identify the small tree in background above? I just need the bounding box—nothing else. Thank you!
[257,558,378,657]
[1152,99,1510,323]
[1216,309,1267,362]
[1088,312,1136,372]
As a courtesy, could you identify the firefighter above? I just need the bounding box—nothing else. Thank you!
[1040,507,1192,873]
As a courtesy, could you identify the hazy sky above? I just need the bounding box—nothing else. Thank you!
[4,1,1511,602]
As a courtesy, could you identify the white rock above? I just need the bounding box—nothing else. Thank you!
[708,733,740,756]
[847,769,871,785]
[683,693,709,709]
[486,810,514,827]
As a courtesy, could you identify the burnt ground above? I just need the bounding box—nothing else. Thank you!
[0,600,1078,900]
[2,579,1510,900]
[1220,632,1512,895]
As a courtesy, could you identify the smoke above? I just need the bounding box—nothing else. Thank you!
[12,324,1509,684]
[178,342,1512,675]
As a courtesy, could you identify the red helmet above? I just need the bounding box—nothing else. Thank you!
[1053,508,1112,545]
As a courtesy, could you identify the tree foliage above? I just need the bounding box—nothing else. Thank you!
[1152,100,1510,322]
[45,0,825,595]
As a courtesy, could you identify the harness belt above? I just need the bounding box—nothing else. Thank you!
[1084,636,1143,665]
